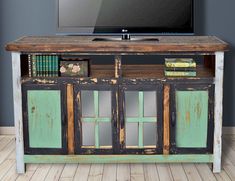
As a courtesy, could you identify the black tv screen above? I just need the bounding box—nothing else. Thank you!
[57,0,194,34]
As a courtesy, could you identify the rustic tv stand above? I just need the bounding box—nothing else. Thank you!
[6,36,228,173]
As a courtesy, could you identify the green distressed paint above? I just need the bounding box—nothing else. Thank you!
[27,90,62,148]
[138,122,143,148]
[24,154,214,163]
[82,118,111,122]
[95,122,99,148]
[126,117,157,123]
[176,90,209,148]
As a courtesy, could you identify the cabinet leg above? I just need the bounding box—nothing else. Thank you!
[12,52,25,174]
[213,52,224,173]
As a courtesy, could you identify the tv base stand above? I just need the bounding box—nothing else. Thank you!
[92,35,159,42]
[5,36,228,174]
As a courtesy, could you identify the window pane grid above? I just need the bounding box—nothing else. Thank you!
[81,91,112,148]
[125,91,157,148]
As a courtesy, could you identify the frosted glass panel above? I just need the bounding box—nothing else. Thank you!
[82,122,95,146]
[99,122,112,146]
[81,91,94,117]
[144,92,157,117]
[126,123,138,146]
[125,91,138,117]
[144,123,157,146]
[99,91,111,117]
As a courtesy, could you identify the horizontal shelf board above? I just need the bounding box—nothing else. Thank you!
[6,36,228,53]
[21,64,215,83]
[24,154,214,163]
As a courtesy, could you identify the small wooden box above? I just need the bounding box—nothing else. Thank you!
[60,59,89,77]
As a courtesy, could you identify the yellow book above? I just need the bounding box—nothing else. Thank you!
[165,58,196,68]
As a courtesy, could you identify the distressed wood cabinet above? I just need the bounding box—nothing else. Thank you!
[22,84,67,154]
[170,83,214,154]
[5,36,228,173]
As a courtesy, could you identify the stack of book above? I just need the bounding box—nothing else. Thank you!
[164,58,196,77]
[28,55,59,77]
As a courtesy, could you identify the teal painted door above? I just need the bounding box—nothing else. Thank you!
[27,90,62,148]
[171,84,214,154]
[23,84,67,154]
[175,91,209,148]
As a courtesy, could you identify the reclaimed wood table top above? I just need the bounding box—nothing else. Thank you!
[5,36,229,53]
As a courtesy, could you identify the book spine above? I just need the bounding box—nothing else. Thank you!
[165,71,196,77]
[164,67,196,71]
[55,56,59,76]
[48,56,51,77]
[43,55,46,77]
[39,55,43,77]
[28,55,32,77]
[35,55,39,77]
[52,56,55,77]
[165,62,196,68]
[45,55,49,77]
[32,55,37,77]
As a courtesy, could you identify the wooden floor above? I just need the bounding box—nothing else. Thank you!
[0,135,235,181]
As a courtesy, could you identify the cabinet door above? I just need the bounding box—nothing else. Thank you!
[120,84,163,154]
[170,84,214,154]
[22,84,67,154]
[74,85,117,154]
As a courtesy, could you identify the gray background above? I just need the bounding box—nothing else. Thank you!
[0,0,235,127]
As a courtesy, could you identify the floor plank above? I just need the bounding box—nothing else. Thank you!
[1,163,19,181]
[73,164,91,181]
[16,171,35,181]
[130,164,145,181]
[88,164,104,181]
[143,164,160,181]
[0,136,14,151]
[30,164,52,181]
[183,164,202,181]
[0,159,15,180]
[44,164,64,181]
[214,169,232,181]
[60,164,78,178]
[0,140,15,164]
[169,163,188,181]
[156,164,174,181]
[117,164,130,181]
[102,164,116,181]
[196,164,217,181]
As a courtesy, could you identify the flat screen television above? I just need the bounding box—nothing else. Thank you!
[57,0,194,37]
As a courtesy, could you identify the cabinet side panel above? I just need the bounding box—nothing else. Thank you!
[27,90,62,148]
[175,91,208,148]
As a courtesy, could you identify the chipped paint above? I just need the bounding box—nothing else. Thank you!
[91,78,98,83]
[111,79,117,84]
[120,128,125,143]
[34,79,55,84]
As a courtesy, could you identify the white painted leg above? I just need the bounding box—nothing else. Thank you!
[12,52,25,173]
[213,52,224,173]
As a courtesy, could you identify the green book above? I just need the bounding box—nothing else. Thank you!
[48,56,52,77]
[43,55,46,77]
[35,55,39,77]
[32,55,37,77]
[52,56,56,77]
[165,70,196,77]
[55,56,59,77]
[45,55,49,77]
[165,67,196,71]
[39,55,43,77]
[165,58,196,68]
